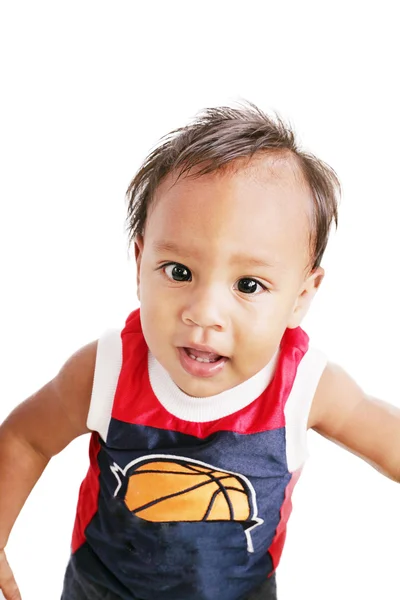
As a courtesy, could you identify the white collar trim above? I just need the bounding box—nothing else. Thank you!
[148,351,279,423]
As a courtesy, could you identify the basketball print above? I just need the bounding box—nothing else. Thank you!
[124,459,251,522]
[110,454,263,551]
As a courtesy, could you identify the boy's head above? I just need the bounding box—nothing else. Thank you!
[125,103,340,397]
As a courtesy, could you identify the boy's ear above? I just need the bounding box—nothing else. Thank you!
[287,267,324,329]
[134,235,144,301]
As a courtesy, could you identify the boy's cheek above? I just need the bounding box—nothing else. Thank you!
[141,290,174,327]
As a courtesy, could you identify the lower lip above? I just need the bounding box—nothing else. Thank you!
[177,347,228,378]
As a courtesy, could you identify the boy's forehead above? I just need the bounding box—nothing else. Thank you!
[156,152,306,194]
[146,154,312,268]
[152,153,310,214]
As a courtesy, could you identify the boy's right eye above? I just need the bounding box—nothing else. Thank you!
[163,263,192,282]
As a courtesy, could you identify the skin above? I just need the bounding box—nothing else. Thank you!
[1,153,400,599]
[135,154,323,398]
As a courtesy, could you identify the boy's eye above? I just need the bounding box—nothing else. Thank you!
[236,278,266,294]
[164,263,192,282]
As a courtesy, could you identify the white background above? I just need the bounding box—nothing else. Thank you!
[1,1,400,599]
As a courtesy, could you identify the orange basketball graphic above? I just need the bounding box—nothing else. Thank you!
[124,460,251,522]
[111,455,259,528]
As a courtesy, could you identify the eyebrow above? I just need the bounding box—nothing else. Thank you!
[152,240,274,269]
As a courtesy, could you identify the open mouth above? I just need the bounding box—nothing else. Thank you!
[178,347,228,378]
[183,348,223,363]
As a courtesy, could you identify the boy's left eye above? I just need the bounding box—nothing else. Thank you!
[235,278,266,294]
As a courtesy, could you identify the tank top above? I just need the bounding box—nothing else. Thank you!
[69,308,326,600]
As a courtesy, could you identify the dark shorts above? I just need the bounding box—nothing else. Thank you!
[61,558,278,600]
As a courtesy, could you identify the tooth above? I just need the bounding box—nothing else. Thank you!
[188,353,214,363]
[189,354,210,363]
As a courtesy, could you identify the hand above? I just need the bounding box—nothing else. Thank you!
[0,549,21,600]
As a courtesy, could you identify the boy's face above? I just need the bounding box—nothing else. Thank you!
[135,155,323,398]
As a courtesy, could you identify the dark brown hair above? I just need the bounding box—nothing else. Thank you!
[125,102,340,269]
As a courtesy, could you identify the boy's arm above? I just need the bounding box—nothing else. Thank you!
[307,362,400,482]
[0,340,97,598]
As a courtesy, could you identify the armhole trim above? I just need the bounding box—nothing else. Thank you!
[86,329,123,441]
[284,347,327,472]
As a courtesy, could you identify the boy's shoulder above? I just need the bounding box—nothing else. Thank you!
[6,340,98,458]
[308,361,400,481]
[52,340,99,437]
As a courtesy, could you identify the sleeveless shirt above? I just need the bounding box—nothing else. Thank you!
[69,308,327,600]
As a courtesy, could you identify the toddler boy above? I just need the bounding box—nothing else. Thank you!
[1,103,399,600]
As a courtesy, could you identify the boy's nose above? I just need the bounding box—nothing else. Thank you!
[181,287,228,332]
